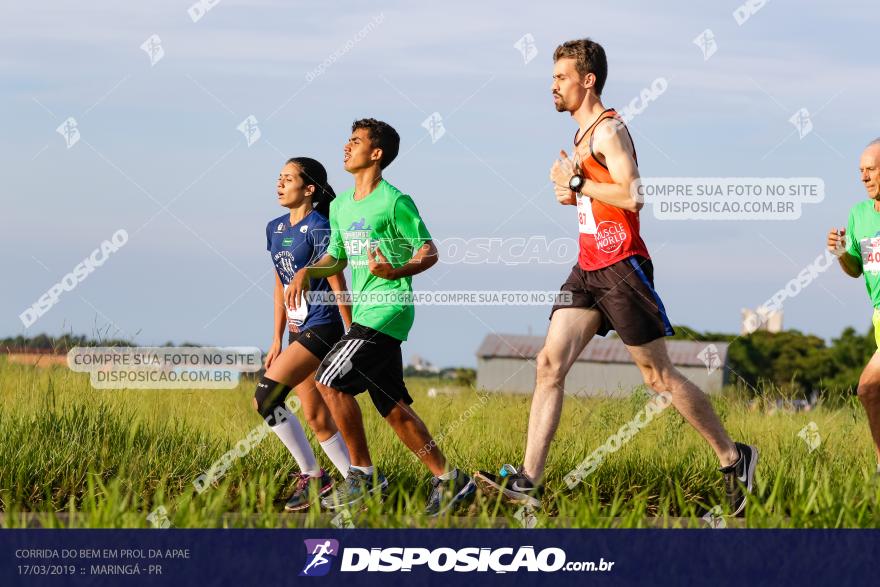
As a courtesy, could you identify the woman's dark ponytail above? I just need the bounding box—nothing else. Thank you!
[287,157,336,218]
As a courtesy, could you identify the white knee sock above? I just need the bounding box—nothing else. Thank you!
[351,465,375,476]
[319,432,351,478]
[271,418,320,476]
[438,469,457,481]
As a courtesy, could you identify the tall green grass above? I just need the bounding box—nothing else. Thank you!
[1,358,878,528]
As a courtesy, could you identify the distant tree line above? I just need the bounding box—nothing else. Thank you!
[670,325,875,401]
[404,366,477,387]
[0,334,203,354]
[6,328,872,400]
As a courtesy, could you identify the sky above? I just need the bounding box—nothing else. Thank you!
[3,1,880,367]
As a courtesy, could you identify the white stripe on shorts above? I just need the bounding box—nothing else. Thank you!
[319,339,364,386]
[318,340,355,386]
[322,339,364,386]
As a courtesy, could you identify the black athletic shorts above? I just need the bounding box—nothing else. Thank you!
[314,322,413,417]
[549,255,675,346]
[288,321,345,360]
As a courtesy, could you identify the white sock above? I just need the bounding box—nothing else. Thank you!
[438,468,457,481]
[351,465,375,476]
[319,432,351,478]
[270,418,319,476]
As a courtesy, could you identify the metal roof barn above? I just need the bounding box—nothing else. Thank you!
[475,334,728,396]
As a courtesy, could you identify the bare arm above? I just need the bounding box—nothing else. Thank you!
[327,271,352,328]
[368,240,439,280]
[580,121,642,212]
[304,253,347,279]
[839,253,862,278]
[265,273,286,369]
[827,227,861,278]
[287,254,348,311]
[272,273,286,340]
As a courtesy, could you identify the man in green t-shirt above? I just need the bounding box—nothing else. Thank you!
[287,118,475,515]
[827,138,880,474]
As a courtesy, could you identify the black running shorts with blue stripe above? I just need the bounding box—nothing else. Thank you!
[550,255,675,346]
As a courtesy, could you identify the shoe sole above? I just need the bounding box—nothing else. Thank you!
[745,446,758,493]
[731,445,758,517]
[321,478,389,511]
[284,481,335,512]
[474,472,540,509]
[428,478,477,518]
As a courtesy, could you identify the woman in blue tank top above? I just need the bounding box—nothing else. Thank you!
[254,157,352,511]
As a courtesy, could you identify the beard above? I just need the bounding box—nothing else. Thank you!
[553,95,566,112]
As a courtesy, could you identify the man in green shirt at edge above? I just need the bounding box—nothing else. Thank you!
[286,118,476,515]
[827,138,880,475]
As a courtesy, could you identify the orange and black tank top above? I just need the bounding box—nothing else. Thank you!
[573,108,650,271]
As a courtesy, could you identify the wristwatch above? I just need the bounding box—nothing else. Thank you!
[568,173,584,194]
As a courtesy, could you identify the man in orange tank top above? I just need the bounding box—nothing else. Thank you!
[475,38,757,517]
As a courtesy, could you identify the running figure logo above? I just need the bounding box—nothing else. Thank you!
[348,218,371,231]
[56,117,80,149]
[300,539,339,577]
[513,33,538,65]
[140,34,164,66]
[692,28,718,61]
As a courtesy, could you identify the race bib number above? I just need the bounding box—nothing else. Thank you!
[860,237,880,273]
[576,194,597,235]
[283,283,309,331]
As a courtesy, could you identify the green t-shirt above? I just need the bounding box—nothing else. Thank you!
[846,199,880,308]
[327,179,432,341]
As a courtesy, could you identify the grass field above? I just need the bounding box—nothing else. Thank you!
[1,358,879,529]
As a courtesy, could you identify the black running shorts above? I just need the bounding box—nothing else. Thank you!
[550,255,675,346]
[288,321,345,361]
[314,322,414,417]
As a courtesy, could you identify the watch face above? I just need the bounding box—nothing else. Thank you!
[569,175,583,191]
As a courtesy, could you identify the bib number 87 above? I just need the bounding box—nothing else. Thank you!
[577,195,597,235]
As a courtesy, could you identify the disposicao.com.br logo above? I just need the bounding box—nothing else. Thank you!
[300,540,614,575]
[300,539,339,577]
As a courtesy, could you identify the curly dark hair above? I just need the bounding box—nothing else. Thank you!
[352,118,400,169]
[553,38,607,96]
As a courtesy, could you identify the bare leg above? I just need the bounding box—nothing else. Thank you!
[522,308,603,482]
[385,402,447,477]
[265,342,338,442]
[857,351,880,464]
[265,339,321,387]
[316,382,372,467]
[626,338,739,467]
[294,376,338,442]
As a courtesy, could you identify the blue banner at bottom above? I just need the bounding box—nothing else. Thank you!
[1,529,874,586]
